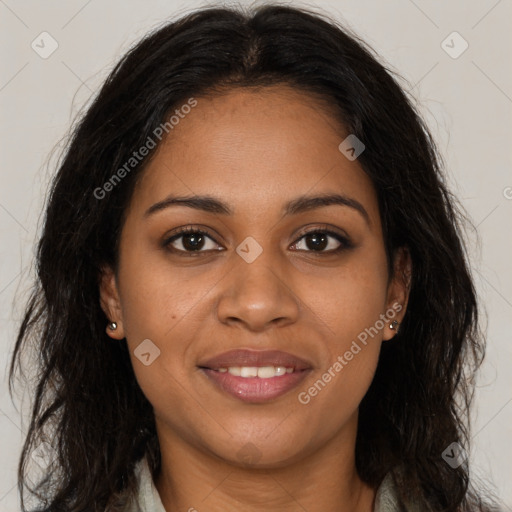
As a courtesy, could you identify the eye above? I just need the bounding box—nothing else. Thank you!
[164,227,223,254]
[163,225,352,255]
[290,228,352,253]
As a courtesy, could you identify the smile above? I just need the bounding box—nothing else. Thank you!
[215,366,295,378]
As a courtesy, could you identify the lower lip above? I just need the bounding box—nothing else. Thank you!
[200,368,311,403]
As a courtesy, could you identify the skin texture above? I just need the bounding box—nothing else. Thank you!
[100,85,411,512]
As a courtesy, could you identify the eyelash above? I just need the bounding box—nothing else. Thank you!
[163,225,353,256]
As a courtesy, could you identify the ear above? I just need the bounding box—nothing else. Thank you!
[99,265,125,340]
[382,247,412,341]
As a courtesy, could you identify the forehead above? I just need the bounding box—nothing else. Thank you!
[130,85,380,224]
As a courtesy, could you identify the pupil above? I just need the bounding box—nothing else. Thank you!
[183,233,204,251]
[306,232,327,251]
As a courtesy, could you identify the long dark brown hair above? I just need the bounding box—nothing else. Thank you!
[9,4,501,511]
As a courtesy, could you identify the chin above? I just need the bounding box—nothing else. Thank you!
[209,433,312,469]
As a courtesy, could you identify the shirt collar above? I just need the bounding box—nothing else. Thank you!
[131,456,402,512]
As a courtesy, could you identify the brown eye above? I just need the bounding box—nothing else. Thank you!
[180,232,206,251]
[164,228,222,253]
[291,230,351,253]
[303,232,329,251]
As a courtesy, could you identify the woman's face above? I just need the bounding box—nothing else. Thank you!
[101,85,409,467]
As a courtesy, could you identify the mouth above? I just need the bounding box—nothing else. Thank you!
[197,349,313,403]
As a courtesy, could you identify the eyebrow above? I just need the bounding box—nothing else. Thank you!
[144,193,370,225]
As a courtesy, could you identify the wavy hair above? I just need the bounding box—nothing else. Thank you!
[9,4,499,511]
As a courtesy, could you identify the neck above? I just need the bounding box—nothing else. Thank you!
[154,414,376,512]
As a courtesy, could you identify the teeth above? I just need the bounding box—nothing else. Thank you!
[215,366,295,378]
[240,366,258,377]
[256,366,280,378]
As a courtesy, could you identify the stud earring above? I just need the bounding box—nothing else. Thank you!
[108,322,117,331]
[389,320,400,333]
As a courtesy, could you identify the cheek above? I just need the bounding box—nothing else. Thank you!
[116,245,231,406]
[302,246,389,347]
[117,246,212,342]
[295,245,388,410]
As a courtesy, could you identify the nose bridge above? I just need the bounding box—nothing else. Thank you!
[216,241,300,330]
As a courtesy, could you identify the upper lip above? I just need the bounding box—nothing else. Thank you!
[198,349,313,370]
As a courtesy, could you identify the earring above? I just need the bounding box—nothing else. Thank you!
[108,322,117,331]
[389,320,400,333]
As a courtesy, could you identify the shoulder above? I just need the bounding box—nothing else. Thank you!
[374,471,402,512]
[124,457,166,512]
[374,468,425,512]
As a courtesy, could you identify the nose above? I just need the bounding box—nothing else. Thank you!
[216,251,300,332]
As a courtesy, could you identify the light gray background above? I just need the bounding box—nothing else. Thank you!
[1,1,511,510]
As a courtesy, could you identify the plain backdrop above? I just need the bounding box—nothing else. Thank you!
[1,1,511,510]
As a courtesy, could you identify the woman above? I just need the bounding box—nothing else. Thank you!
[9,4,501,511]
